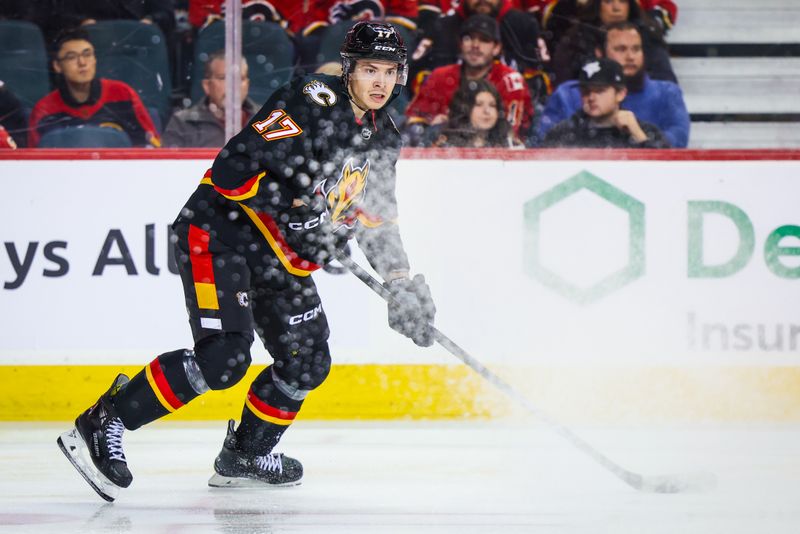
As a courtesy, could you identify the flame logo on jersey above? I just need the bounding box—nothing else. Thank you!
[329,0,384,24]
[303,80,337,107]
[315,159,370,230]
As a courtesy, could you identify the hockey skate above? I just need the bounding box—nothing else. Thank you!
[57,374,133,502]
[208,419,303,488]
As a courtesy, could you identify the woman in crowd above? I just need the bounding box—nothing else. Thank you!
[433,80,521,148]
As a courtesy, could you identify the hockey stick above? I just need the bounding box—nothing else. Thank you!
[335,251,716,494]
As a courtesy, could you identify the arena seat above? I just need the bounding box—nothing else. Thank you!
[672,57,800,115]
[0,20,50,110]
[669,0,800,45]
[85,20,172,124]
[665,0,800,148]
[190,21,295,106]
[689,122,800,149]
[38,126,133,148]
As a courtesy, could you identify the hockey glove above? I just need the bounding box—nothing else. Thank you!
[386,275,436,347]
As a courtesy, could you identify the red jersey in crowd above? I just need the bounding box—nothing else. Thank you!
[418,0,457,16]
[405,61,533,136]
[189,0,417,35]
[29,78,160,148]
[188,0,298,30]
[0,125,16,149]
[294,0,418,36]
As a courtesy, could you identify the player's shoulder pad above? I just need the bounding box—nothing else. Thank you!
[293,74,347,108]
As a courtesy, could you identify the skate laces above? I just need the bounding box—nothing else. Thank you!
[105,418,127,463]
[255,453,283,474]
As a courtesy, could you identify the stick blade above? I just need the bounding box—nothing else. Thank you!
[630,471,717,494]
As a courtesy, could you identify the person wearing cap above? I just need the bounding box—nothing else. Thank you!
[411,0,548,103]
[536,21,689,147]
[404,14,533,145]
[541,57,669,148]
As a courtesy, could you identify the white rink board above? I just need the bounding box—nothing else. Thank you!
[1,157,798,366]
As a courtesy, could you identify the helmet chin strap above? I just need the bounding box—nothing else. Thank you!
[348,94,370,114]
[346,80,371,115]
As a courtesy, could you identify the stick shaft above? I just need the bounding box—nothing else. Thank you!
[335,252,643,489]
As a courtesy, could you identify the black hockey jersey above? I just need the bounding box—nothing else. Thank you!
[177,74,410,280]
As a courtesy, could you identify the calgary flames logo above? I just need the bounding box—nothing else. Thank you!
[303,80,337,107]
[315,158,370,230]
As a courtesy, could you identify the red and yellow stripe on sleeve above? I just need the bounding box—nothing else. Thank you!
[245,388,297,426]
[200,168,265,202]
[188,225,219,310]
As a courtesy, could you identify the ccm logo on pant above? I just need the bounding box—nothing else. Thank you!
[289,304,323,325]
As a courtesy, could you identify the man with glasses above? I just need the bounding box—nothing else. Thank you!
[163,50,258,147]
[28,28,160,147]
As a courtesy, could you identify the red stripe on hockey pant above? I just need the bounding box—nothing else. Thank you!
[254,211,322,273]
[188,225,215,284]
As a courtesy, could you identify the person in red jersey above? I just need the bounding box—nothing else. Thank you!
[405,14,532,145]
[28,28,160,147]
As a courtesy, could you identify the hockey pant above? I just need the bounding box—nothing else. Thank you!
[112,222,332,455]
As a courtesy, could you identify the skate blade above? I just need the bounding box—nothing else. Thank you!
[208,472,302,489]
[57,428,121,502]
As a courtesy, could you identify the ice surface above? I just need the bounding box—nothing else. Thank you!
[1,421,798,533]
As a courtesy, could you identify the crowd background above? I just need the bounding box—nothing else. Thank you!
[0,0,795,150]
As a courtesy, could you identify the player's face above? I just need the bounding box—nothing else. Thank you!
[470,91,499,131]
[580,85,625,119]
[599,0,630,25]
[53,39,96,85]
[348,60,399,110]
[604,28,644,78]
[202,58,250,110]
[460,33,501,69]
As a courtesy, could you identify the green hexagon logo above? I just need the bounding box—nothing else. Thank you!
[523,171,645,304]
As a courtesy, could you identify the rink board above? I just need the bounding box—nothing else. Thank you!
[1,149,799,421]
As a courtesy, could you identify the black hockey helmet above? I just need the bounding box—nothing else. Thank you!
[340,21,408,87]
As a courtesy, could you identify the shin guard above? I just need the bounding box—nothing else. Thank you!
[113,349,209,430]
[235,366,308,455]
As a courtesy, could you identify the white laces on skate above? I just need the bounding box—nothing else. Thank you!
[255,454,283,474]
[105,419,126,462]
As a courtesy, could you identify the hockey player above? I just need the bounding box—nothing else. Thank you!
[58,21,436,502]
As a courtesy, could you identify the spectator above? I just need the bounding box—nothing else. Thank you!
[0,125,16,149]
[639,0,677,34]
[188,1,418,73]
[59,0,176,38]
[537,21,688,147]
[189,0,292,30]
[417,0,456,37]
[291,0,418,73]
[411,0,548,103]
[28,28,160,147]
[550,0,675,88]
[542,57,668,147]
[405,14,532,144]
[433,79,521,148]
[540,0,677,49]
[0,82,28,148]
[163,51,257,148]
